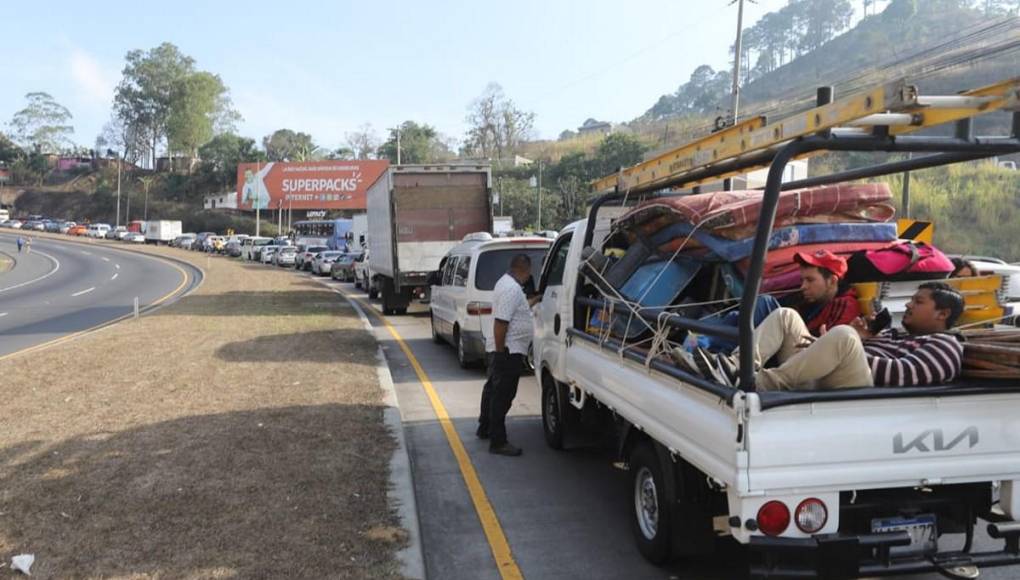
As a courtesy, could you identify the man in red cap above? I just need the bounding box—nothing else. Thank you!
[792,249,861,336]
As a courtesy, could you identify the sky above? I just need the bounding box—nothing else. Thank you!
[1,0,793,152]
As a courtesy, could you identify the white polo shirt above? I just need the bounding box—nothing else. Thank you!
[485,273,533,355]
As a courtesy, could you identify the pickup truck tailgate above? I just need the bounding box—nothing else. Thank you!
[746,391,1020,492]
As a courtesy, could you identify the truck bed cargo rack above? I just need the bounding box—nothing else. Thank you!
[583,77,1020,393]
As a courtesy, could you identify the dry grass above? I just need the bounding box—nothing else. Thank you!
[0,239,404,579]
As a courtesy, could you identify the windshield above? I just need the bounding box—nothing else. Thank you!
[473,248,548,291]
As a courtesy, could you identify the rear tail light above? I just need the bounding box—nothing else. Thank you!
[794,498,828,533]
[467,301,493,315]
[756,501,790,536]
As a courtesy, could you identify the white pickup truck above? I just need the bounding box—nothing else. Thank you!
[533,211,1020,578]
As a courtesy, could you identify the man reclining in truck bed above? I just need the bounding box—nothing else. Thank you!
[678,281,965,391]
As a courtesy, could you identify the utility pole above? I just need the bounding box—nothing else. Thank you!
[537,160,543,230]
[731,0,747,123]
[396,127,402,165]
[115,153,122,227]
[255,160,261,237]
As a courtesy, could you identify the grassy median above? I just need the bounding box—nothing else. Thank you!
[0,239,405,579]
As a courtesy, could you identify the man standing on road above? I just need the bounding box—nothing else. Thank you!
[16,236,24,253]
[477,254,541,457]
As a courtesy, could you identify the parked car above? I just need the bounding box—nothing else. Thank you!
[87,223,111,238]
[260,245,280,264]
[204,235,225,253]
[275,246,298,267]
[429,235,551,367]
[331,252,363,282]
[25,220,46,231]
[297,245,330,271]
[7,220,24,229]
[58,221,76,234]
[312,251,343,275]
[44,220,63,233]
[106,226,127,240]
[67,224,88,236]
[124,232,146,243]
[242,236,273,261]
[192,232,216,251]
[172,233,196,248]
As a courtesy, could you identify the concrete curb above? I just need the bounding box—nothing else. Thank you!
[338,288,427,580]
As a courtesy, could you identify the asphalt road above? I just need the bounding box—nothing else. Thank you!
[302,272,1014,580]
[0,233,196,358]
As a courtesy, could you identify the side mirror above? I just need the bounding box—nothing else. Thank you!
[427,270,441,286]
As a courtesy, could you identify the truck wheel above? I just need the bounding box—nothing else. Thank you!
[394,307,407,315]
[630,443,674,565]
[430,311,444,344]
[368,281,378,300]
[454,328,473,369]
[541,374,565,450]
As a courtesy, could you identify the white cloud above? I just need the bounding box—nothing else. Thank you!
[69,48,114,107]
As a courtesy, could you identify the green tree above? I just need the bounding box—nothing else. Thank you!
[589,133,648,178]
[114,43,237,167]
[0,131,24,163]
[377,121,452,164]
[8,92,74,153]
[197,132,264,190]
[262,129,318,161]
[167,71,232,158]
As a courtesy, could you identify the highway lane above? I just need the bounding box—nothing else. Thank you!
[0,234,196,358]
[308,272,1013,580]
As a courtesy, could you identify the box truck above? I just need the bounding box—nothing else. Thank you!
[145,220,183,245]
[366,164,492,314]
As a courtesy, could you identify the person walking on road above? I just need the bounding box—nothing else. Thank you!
[24,236,31,254]
[16,236,24,253]
[477,254,541,457]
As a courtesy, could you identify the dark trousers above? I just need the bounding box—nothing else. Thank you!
[478,351,524,447]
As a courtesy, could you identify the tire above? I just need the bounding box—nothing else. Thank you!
[430,311,444,344]
[541,374,566,450]
[455,327,473,369]
[630,443,674,565]
[368,279,378,300]
[354,275,362,289]
[394,307,407,315]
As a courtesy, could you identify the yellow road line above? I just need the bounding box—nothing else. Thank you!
[0,253,194,363]
[340,289,524,580]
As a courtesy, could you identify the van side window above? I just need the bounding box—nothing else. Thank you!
[540,233,573,290]
[454,256,471,287]
[442,257,459,286]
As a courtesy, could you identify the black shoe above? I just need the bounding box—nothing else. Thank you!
[713,352,741,387]
[693,347,733,388]
[476,426,489,440]
[489,442,523,456]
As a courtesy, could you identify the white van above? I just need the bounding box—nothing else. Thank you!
[87,223,111,238]
[428,233,551,367]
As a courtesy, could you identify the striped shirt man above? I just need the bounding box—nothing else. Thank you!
[863,329,963,387]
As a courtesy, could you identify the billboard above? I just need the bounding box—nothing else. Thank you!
[236,160,389,211]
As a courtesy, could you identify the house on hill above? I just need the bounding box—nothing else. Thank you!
[578,118,613,136]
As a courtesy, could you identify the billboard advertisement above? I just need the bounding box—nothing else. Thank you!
[236,160,389,211]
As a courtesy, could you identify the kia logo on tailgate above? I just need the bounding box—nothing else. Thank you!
[893,427,979,454]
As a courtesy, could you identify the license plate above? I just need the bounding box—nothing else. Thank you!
[871,514,937,556]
